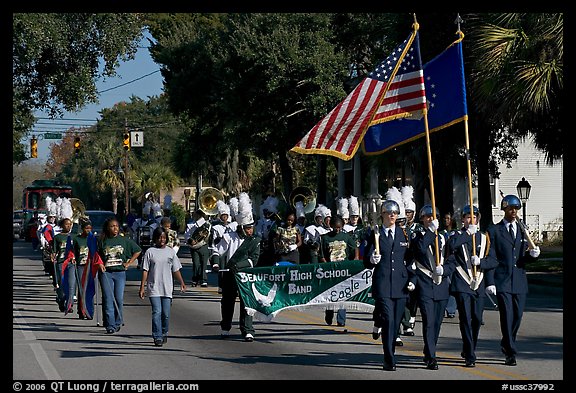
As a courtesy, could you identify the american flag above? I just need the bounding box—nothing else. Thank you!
[291,29,425,161]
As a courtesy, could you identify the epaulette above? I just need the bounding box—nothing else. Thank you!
[484,231,491,257]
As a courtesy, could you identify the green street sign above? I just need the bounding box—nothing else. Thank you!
[44,132,62,139]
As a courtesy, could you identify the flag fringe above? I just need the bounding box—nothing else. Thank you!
[246,301,375,322]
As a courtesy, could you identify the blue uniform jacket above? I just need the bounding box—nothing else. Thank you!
[410,228,452,300]
[363,226,415,299]
[446,229,499,296]
[485,221,537,295]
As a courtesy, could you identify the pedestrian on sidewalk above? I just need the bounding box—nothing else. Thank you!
[139,226,186,347]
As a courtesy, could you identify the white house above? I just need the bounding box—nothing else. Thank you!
[489,138,563,242]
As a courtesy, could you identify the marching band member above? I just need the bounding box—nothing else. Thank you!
[273,211,302,264]
[363,199,415,371]
[217,192,261,342]
[446,205,498,367]
[320,215,358,327]
[255,195,281,266]
[98,217,142,334]
[410,204,453,370]
[486,194,541,366]
[302,205,325,264]
[184,209,211,287]
[210,199,238,293]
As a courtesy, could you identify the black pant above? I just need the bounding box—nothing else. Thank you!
[190,245,209,284]
[220,271,254,336]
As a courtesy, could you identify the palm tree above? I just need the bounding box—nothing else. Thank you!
[468,13,563,161]
[131,162,181,209]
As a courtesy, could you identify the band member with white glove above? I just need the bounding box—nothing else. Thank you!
[362,199,414,372]
[410,205,453,370]
[485,195,540,367]
[446,205,498,367]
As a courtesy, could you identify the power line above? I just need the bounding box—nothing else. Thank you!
[98,69,161,94]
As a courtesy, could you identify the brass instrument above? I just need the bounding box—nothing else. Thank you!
[188,218,211,249]
[289,186,316,214]
[198,187,224,216]
[69,197,87,224]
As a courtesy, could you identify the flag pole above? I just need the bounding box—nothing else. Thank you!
[454,16,478,278]
[414,13,441,270]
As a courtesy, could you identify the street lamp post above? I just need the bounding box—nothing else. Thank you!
[516,177,532,222]
[116,157,129,221]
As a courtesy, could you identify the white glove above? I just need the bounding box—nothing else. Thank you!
[288,244,298,252]
[407,282,416,292]
[471,255,481,266]
[467,224,478,236]
[485,285,496,296]
[435,264,444,276]
[212,263,220,272]
[529,246,541,258]
[370,253,381,265]
[428,219,439,233]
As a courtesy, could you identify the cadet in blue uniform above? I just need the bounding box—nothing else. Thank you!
[446,205,498,367]
[410,205,453,370]
[363,199,415,371]
[486,195,540,366]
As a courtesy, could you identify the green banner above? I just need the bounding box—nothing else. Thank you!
[235,260,375,321]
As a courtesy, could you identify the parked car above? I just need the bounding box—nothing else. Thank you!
[13,210,25,239]
[79,210,117,236]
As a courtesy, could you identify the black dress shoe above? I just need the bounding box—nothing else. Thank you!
[324,311,334,326]
[505,356,517,366]
[426,358,439,370]
[382,363,396,371]
[465,360,476,367]
[394,337,403,346]
[372,327,381,340]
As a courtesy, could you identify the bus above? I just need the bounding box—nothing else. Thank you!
[21,179,73,241]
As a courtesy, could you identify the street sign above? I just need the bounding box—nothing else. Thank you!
[130,131,143,147]
[44,132,62,139]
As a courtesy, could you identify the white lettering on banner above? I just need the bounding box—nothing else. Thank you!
[308,269,373,305]
[316,267,351,279]
[238,272,287,283]
[290,270,313,281]
[289,284,313,294]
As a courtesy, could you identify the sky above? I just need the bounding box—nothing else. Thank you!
[32,34,164,162]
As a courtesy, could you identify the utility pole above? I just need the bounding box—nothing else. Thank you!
[124,118,130,220]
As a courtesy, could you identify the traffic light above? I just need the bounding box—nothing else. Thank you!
[74,136,81,155]
[30,137,38,158]
[123,133,130,151]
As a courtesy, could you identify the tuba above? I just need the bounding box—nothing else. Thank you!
[290,186,316,214]
[198,187,224,216]
[69,197,87,224]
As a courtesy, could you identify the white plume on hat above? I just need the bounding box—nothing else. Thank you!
[237,192,254,226]
[260,195,279,215]
[152,202,163,218]
[295,201,305,218]
[60,197,73,220]
[56,197,63,219]
[401,185,416,212]
[228,197,239,220]
[386,187,406,219]
[337,197,349,219]
[45,196,56,217]
[314,204,324,217]
[348,195,360,216]
[321,205,332,219]
[216,200,230,216]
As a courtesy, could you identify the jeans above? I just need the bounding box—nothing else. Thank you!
[99,270,126,330]
[149,296,172,340]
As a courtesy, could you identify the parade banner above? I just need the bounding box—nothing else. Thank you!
[235,260,375,321]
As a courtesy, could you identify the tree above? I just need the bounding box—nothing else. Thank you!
[12,13,145,163]
[465,13,563,227]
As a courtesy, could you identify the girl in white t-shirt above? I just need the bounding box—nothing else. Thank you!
[139,227,186,346]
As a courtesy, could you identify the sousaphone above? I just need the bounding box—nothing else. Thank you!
[290,186,316,214]
[198,187,224,216]
[69,197,87,224]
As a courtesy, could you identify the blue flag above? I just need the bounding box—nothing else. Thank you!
[78,232,103,319]
[60,235,76,315]
[362,38,468,155]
